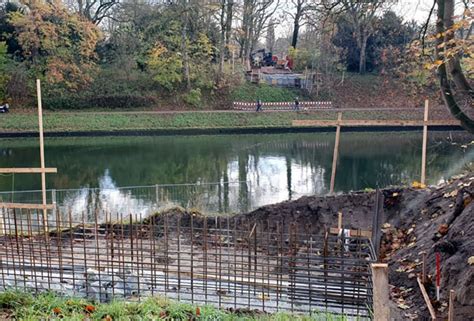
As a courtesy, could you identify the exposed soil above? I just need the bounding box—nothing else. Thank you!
[148,173,473,320]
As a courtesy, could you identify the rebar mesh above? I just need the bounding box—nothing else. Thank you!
[0,207,374,318]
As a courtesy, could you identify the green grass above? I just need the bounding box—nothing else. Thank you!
[0,290,364,320]
[230,83,307,102]
[0,110,421,133]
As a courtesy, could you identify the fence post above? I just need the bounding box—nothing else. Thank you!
[448,289,455,321]
[52,189,56,223]
[371,263,390,321]
[421,100,429,185]
[329,112,342,194]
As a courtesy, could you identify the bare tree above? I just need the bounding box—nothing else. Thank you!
[435,0,474,133]
[266,18,276,52]
[287,0,315,48]
[340,0,384,73]
[239,0,279,69]
[217,0,234,84]
[69,0,120,24]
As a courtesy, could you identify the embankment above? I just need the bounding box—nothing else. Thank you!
[0,108,461,136]
[151,173,473,320]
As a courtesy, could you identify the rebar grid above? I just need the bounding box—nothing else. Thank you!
[0,208,374,318]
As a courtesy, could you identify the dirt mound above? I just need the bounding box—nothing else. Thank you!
[229,174,473,320]
[381,175,474,320]
[149,174,473,320]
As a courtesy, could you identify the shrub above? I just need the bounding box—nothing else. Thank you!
[183,88,202,108]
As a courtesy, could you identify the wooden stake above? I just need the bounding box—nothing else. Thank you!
[37,79,48,232]
[329,112,342,194]
[448,289,455,321]
[0,168,57,174]
[417,277,436,320]
[421,100,429,185]
[371,263,390,321]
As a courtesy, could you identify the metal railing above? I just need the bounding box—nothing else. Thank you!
[0,207,375,318]
[0,181,262,222]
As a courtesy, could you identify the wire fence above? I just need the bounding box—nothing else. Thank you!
[0,181,281,223]
[0,207,375,318]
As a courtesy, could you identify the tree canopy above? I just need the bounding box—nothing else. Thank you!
[0,0,470,131]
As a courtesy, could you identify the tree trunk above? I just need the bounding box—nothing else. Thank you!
[225,0,234,49]
[242,0,252,70]
[442,0,473,98]
[291,14,300,48]
[217,0,226,84]
[436,0,474,133]
[359,33,368,74]
[181,1,191,90]
[448,59,474,98]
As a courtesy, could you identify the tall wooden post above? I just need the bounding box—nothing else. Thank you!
[448,289,455,321]
[330,112,342,194]
[421,100,429,185]
[371,263,390,321]
[37,79,48,231]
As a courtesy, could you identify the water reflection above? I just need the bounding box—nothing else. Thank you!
[0,132,472,219]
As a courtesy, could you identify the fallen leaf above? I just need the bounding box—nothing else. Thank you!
[85,305,96,313]
[438,224,449,235]
[398,303,411,310]
[412,181,426,189]
[468,256,474,265]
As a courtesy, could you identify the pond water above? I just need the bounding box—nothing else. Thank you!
[0,131,472,216]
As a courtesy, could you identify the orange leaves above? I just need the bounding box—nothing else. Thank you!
[412,181,427,189]
[7,0,100,90]
[52,307,62,314]
[84,304,96,313]
[196,306,201,316]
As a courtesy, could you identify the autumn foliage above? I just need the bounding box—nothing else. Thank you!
[7,0,100,90]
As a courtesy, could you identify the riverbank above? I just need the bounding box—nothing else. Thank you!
[0,108,462,136]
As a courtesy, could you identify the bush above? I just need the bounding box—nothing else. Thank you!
[183,88,202,108]
[43,94,158,110]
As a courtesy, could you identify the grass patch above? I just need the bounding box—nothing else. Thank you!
[230,83,307,102]
[0,290,364,320]
[0,110,422,133]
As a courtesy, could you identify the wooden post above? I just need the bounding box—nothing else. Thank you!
[417,277,437,320]
[329,112,342,194]
[37,79,48,232]
[448,289,455,321]
[421,100,429,185]
[337,212,343,231]
[371,263,390,321]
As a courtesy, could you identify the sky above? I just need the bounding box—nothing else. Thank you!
[394,0,436,23]
[275,0,440,38]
